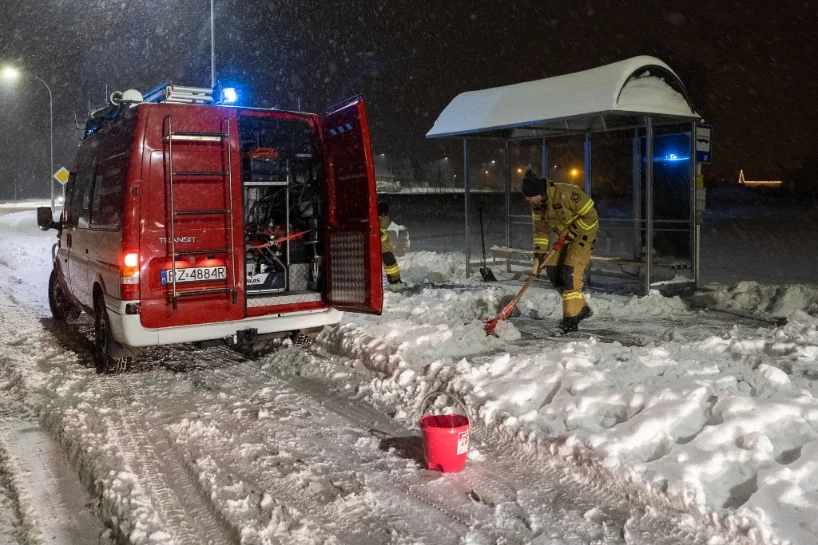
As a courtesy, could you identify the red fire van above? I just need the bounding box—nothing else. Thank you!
[38,84,383,373]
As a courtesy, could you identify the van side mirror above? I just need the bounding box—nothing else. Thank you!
[36,207,60,231]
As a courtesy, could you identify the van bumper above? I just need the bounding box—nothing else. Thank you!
[103,295,343,347]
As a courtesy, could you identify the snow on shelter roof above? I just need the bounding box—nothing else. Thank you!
[426,56,700,139]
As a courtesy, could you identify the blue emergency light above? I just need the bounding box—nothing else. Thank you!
[221,87,238,104]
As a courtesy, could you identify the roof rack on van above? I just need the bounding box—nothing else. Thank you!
[142,82,214,104]
[83,82,216,137]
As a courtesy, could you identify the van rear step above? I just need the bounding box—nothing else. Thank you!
[173,209,230,216]
[172,171,229,177]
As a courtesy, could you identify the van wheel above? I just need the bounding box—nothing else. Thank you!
[292,329,319,348]
[48,268,80,322]
[94,295,130,374]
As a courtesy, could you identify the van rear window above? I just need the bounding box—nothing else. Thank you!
[238,116,316,160]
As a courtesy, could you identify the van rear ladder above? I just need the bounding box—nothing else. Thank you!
[164,115,238,310]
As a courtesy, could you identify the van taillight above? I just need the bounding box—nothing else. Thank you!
[121,252,140,301]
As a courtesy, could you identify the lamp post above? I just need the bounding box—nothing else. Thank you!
[210,0,215,88]
[2,67,54,213]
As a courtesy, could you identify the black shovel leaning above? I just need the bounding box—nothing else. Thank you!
[476,202,497,282]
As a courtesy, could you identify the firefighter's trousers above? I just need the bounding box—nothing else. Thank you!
[380,219,401,283]
[544,236,595,318]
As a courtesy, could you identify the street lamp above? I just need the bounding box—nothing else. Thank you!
[210,0,215,88]
[2,66,54,213]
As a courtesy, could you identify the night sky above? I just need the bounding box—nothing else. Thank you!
[1,0,816,198]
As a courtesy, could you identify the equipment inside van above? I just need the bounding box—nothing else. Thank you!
[39,83,383,373]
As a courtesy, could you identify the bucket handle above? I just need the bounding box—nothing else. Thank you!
[419,390,469,426]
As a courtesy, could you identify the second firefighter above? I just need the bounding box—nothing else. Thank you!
[378,201,408,293]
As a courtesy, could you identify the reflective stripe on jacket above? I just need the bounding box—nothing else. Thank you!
[530,179,599,252]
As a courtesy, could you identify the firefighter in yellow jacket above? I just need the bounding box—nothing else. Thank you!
[521,170,598,333]
[378,201,407,293]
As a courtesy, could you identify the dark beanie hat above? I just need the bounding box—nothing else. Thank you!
[521,171,544,197]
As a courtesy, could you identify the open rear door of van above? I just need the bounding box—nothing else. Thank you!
[322,96,383,314]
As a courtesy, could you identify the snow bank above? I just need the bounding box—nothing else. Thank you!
[702,281,818,320]
[317,253,818,545]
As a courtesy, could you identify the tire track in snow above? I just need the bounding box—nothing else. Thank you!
[181,357,641,543]
[176,359,472,544]
[98,376,239,545]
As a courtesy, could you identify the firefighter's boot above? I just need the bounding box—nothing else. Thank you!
[557,316,579,334]
[387,280,408,293]
[557,304,593,334]
[575,304,593,324]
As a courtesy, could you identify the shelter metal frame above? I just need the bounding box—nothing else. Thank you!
[427,57,705,294]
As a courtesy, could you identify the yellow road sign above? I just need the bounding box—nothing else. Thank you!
[53,167,70,185]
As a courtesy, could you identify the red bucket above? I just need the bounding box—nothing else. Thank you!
[419,392,470,473]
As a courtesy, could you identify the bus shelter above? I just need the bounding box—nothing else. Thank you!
[426,56,705,294]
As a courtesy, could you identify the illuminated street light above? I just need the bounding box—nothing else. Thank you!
[570,168,579,178]
[2,66,55,212]
[516,168,523,173]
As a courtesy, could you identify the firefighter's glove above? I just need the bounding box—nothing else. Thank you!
[532,253,546,275]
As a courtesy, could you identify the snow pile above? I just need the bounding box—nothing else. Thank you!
[618,73,692,115]
[317,255,818,545]
[398,250,477,284]
[0,208,46,233]
[703,281,818,320]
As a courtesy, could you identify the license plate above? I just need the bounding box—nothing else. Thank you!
[161,266,227,284]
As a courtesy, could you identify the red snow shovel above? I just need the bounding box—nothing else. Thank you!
[484,234,567,335]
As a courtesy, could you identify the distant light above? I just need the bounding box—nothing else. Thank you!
[1,66,19,81]
[517,168,522,173]
[221,87,237,103]
[738,169,782,186]
[484,170,489,174]
[653,153,690,163]
[570,168,579,177]
[443,157,448,160]
[491,160,496,164]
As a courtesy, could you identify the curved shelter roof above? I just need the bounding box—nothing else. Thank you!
[426,56,701,139]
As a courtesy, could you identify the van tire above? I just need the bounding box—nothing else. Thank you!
[292,328,320,348]
[48,268,80,322]
[93,295,130,374]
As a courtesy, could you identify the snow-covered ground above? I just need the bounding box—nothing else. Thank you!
[1,203,818,544]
